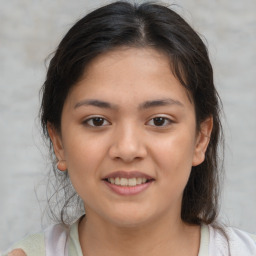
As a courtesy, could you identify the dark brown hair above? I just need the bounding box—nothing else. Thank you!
[40,1,223,225]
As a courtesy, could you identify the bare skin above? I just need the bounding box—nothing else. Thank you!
[8,249,26,256]
[49,47,212,256]
[78,212,201,256]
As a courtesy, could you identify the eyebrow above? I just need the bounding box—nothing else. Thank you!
[139,98,184,109]
[74,98,184,110]
[74,99,118,109]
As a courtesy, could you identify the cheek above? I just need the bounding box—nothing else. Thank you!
[62,128,106,169]
[153,131,196,169]
[151,130,197,191]
[63,142,102,204]
[61,132,107,194]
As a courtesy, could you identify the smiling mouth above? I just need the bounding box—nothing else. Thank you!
[103,171,155,195]
[104,177,154,187]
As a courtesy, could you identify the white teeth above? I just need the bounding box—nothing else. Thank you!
[115,177,120,185]
[120,178,128,186]
[137,177,142,185]
[128,178,136,186]
[107,177,149,186]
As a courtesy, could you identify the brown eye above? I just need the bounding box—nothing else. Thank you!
[153,117,166,126]
[84,117,110,127]
[147,117,172,127]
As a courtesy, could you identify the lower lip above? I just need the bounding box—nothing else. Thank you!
[103,180,153,196]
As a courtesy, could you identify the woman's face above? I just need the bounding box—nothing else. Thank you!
[49,48,211,227]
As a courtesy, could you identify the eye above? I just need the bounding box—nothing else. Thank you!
[83,117,110,127]
[147,117,173,127]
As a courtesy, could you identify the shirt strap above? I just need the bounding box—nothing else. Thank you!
[44,224,69,256]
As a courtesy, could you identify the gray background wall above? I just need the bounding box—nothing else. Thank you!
[1,0,256,252]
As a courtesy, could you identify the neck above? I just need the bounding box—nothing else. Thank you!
[78,212,200,256]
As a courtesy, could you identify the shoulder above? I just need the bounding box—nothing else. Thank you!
[3,223,72,256]
[208,224,256,256]
[3,232,45,256]
[4,249,27,256]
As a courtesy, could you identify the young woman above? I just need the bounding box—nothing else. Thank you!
[5,1,256,256]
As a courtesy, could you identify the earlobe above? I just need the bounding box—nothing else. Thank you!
[192,117,213,166]
[47,122,66,170]
[57,160,67,172]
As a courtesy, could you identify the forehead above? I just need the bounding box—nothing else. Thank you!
[67,47,194,110]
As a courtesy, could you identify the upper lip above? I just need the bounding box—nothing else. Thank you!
[102,171,154,180]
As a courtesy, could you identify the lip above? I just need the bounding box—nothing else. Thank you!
[103,179,154,196]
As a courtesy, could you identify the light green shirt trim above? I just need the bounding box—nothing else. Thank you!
[68,220,83,256]
[249,233,256,242]
[198,224,209,256]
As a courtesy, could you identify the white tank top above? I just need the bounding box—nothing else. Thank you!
[43,222,256,256]
[44,224,70,256]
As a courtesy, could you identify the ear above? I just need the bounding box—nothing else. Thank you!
[47,122,66,170]
[192,117,213,166]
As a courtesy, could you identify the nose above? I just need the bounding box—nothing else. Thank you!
[108,123,147,163]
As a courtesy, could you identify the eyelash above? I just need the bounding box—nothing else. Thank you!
[83,116,173,128]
